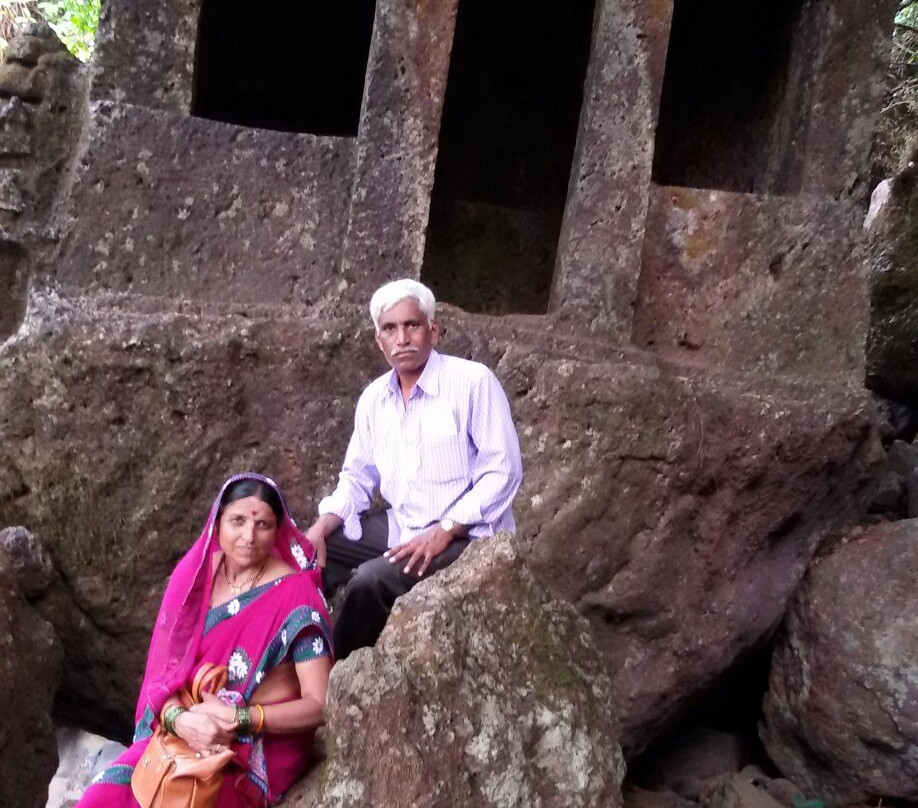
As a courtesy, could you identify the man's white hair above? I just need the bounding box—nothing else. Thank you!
[369,279,436,332]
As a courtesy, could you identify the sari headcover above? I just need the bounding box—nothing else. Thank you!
[134,472,327,727]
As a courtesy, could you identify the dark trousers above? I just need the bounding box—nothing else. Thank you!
[325,511,470,660]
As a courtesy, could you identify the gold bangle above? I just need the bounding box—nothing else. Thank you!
[253,703,266,735]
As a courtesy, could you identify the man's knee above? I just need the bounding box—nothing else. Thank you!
[345,556,410,606]
[350,556,393,588]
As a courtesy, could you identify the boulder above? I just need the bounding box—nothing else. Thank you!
[867,164,918,405]
[700,769,795,808]
[299,533,625,808]
[46,727,126,808]
[0,525,54,598]
[0,291,880,754]
[624,786,694,808]
[630,726,750,800]
[760,520,918,805]
[0,547,64,808]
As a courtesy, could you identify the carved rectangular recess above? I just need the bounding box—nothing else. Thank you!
[191,0,376,136]
[652,0,811,194]
[421,0,597,315]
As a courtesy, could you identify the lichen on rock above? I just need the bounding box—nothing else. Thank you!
[297,533,625,808]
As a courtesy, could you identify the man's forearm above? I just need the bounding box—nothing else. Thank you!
[310,512,343,538]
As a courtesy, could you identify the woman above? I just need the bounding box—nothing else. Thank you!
[77,472,333,807]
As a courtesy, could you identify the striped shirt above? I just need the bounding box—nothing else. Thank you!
[318,350,523,548]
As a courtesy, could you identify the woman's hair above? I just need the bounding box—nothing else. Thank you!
[369,278,436,332]
[217,478,285,523]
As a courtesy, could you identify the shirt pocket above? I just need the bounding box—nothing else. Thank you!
[422,434,469,483]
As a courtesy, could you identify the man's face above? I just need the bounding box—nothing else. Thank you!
[375,297,439,378]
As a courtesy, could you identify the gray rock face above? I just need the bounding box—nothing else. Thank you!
[92,0,202,112]
[633,188,869,377]
[0,24,87,341]
[47,101,356,305]
[0,525,54,598]
[761,520,918,805]
[0,290,881,755]
[305,533,625,808]
[551,0,668,336]
[511,347,880,754]
[0,549,64,808]
[339,0,459,295]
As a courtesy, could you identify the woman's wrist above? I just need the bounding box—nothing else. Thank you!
[234,703,266,737]
[235,705,252,735]
[163,704,187,735]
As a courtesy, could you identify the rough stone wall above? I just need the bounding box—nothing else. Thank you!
[0,0,901,779]
[0,22,87,339]
[867,165,918,404]
[45,102,356,303]
[0,529,64,808]
[632,187,869,376]
[91,0,202,113]
[784,0,898,197]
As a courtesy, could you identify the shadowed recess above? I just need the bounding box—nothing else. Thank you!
[421,0,597,315]
[0,242,27,340]
[652,0,809,194]
[191,0,376,136]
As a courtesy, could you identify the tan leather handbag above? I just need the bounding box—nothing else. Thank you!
[131,664,236,808]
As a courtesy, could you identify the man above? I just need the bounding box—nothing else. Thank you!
[306,278,523,659]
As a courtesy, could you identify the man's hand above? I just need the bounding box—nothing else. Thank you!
[304,513,342,568]
[384,525,453,577]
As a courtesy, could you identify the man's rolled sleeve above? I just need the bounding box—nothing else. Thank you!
[318,392,380,541]
[318,492,363,541]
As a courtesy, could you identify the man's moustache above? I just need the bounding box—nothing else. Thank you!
[391,347,420,357]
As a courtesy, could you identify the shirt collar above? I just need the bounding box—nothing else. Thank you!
[385,349,442,399]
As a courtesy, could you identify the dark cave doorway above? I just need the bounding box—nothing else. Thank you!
[420,0,597,315]
[652,0,811,194]
[191,0,377,136]
[627,645,778,793]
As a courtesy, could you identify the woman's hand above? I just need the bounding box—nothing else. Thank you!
[173,697,238,754]
[191,692,237,723]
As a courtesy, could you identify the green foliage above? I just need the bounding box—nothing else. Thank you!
[895,1,918,64]
[899,0,918,26]
[887,1,918,120]
[0,0,99,62]
[37,0,99,61]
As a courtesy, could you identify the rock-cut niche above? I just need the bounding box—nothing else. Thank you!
[0,243,27,340]
[652,0,810,195]
[191,0,376,136]
[421,0,597,315]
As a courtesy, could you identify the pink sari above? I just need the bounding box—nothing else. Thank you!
[77,473,333,808]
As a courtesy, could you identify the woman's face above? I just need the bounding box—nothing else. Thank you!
[217,495,278,572]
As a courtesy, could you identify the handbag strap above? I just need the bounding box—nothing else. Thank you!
[190,662,228,703]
